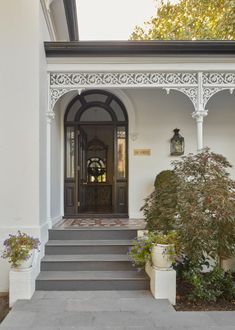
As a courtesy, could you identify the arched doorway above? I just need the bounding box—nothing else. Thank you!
[64,90,128,216]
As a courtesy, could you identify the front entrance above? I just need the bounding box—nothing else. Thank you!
[64,90,128,216]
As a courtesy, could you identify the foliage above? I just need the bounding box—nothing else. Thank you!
[182,266,235,302]
[173,148,235,265]
[141,170,178,233]
[1,231,40,267]
[128,231,180,269]
[130,0,235,40]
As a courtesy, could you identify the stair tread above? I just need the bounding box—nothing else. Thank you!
[46,240,133,246]
[42,255,130,262]
[37,271,148,281]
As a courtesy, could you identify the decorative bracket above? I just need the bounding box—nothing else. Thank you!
[202,72,235,108]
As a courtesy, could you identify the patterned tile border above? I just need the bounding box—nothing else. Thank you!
[55,218,146,229]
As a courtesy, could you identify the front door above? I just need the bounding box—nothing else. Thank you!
[78,125,113,213]
[64,90,128,216]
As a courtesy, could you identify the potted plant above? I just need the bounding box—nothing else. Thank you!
[151,231,180,270]
[128,231,180,270]
[1,231,40,270]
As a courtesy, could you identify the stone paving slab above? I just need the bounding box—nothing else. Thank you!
[1,291,235,330]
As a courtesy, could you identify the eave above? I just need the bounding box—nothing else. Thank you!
[44,40,235,57]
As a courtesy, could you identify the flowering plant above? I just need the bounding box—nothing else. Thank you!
[128,231,180,269]
[1,231,40,267]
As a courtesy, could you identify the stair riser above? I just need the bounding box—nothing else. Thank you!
[41,261,134,271]
[45,245,132,255]
[36,279,149,291]
[49,230,137,240]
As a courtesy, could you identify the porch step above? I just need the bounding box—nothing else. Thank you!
[49,229,138,240]
[36,226,149,291]
[41,254,134,271]
[36,271,149,291]
[45,239,133,254]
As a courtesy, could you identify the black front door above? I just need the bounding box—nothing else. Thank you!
[78,125,114,213]
[64,90,128,216]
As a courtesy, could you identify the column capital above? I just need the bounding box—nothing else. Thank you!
[192,110,208,122]
[46,110,55,124]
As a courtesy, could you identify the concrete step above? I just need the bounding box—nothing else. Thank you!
[41,254,134,271]
[45,239,133,255]
[49,229,138,241]
[36,271,149,291]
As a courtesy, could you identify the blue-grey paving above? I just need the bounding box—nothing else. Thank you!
[1,291,235,330]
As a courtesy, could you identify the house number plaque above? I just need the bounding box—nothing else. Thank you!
[134,149,151,156]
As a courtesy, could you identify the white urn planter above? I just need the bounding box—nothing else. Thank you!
[151,244,174,270]
[12,250,35,271]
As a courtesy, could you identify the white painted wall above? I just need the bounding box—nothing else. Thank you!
[0,1,50,292]
[126,88,197,218]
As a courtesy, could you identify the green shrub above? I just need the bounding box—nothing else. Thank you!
[173,148,235,265]
[182,266,235,303]
[141,170,178,233]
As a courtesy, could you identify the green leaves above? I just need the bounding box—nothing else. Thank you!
[1,231,40,267]
[173,148,235,265]
[183,266,235,302]
[141,170,178,233]
[130,0,235,40]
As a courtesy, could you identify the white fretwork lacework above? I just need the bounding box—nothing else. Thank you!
[202,87,233,107]
[166,87,198,109]
[202,73,235,107]
[50,88,71,110]
[49,71,235,113]
[203,73,235,85]
[50,72,198,88]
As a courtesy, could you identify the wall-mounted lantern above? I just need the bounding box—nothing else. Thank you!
[170,128,184,156]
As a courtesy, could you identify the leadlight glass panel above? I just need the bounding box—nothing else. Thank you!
[80,107,112,122]
[84,94,108,103]
[117,127,126,179]
[66,127,75,178]
[110,100,125,121]
[66,100,81,121]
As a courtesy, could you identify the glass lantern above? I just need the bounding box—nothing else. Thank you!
[170,128,184,156]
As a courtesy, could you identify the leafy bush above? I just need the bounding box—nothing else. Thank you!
[173,148,235,265]
[141,170,178,233]
[182,266,235,303]
[1,231,40,267]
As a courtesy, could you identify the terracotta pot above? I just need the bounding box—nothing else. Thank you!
[151,244,174,270]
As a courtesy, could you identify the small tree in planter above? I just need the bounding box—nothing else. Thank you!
[173,148,235,266]
[141,170,178,233]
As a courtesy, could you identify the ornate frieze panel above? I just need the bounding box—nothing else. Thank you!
[50,72,198,88]
[49,71,235,114]
[203,73,235,86]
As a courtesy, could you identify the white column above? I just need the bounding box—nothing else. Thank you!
[46,110,55,229]
[196,116,203,151]
[192,111,207,151]
[192,73,208,151]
